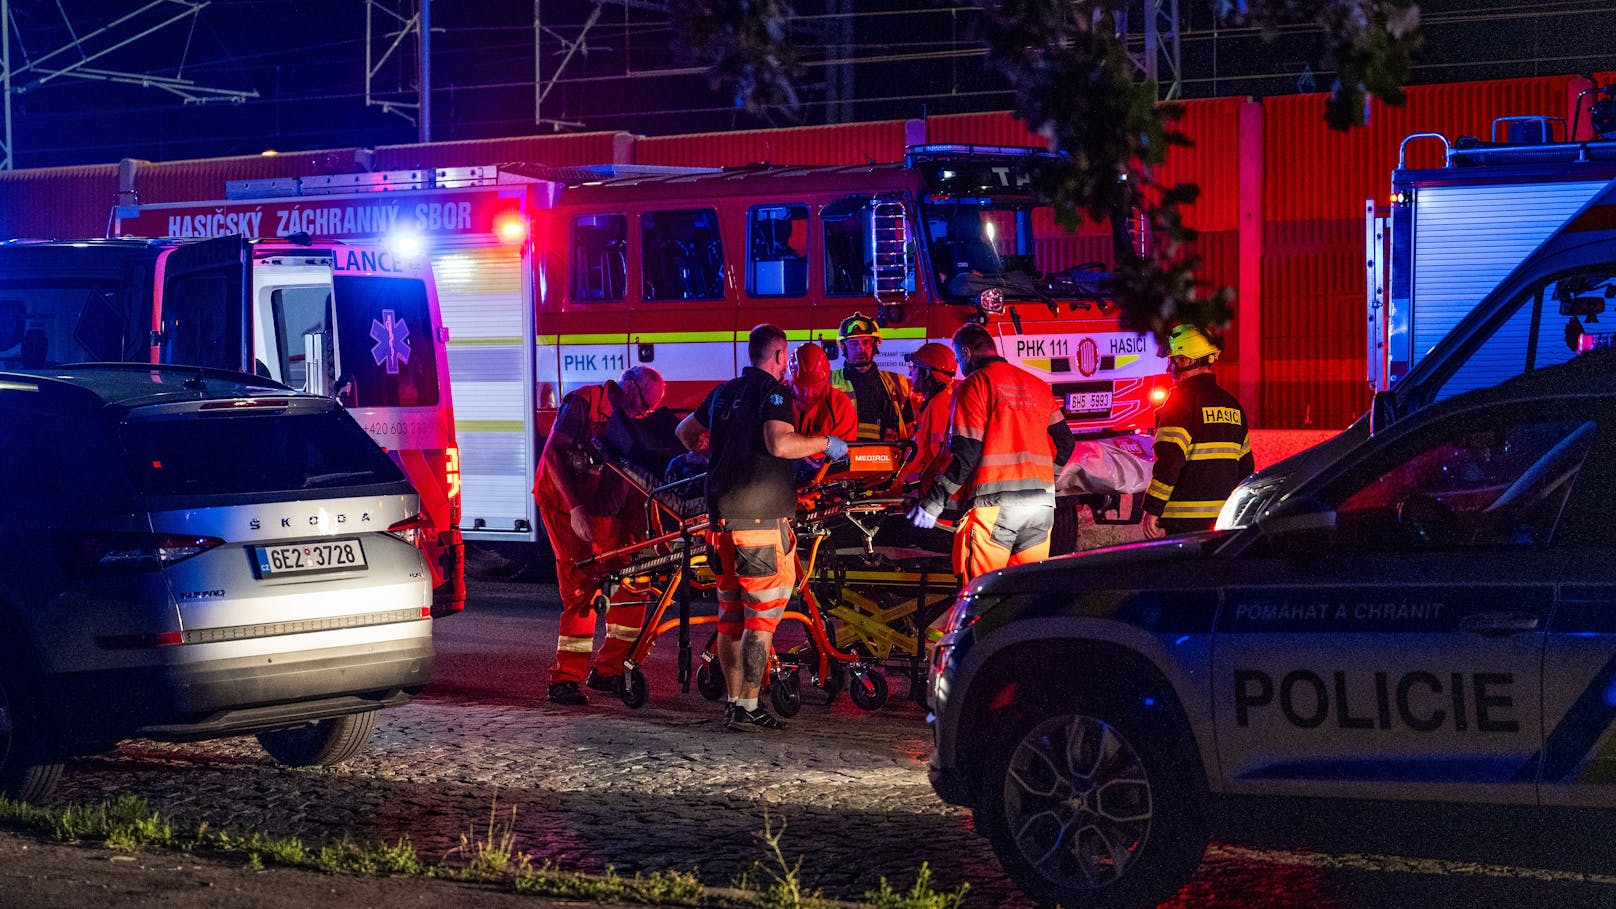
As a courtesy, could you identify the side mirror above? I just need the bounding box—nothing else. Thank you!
[303,329,335,397]
[1258,505,1338,557]
[1369,389,1398,435]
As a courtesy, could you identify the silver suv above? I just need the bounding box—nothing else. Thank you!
[0,365,434,800]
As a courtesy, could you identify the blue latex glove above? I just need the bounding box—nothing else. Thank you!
[824,435,849,460]
[908,504,939,530]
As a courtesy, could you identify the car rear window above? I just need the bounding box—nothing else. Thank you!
[119,406,405,497]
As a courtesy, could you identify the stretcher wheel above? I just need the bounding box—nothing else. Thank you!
[620,667,649,709]
[797,643,844,705]
[770,670,803,718]
[848,667,889,711]
[695,660,725,702]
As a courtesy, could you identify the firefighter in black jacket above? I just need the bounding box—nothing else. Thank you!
[1142,325,1253,538]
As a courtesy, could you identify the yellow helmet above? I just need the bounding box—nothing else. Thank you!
[1167,324,1219,361]
[838,311,881,342]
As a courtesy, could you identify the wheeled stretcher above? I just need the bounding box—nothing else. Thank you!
[579,442,959,714]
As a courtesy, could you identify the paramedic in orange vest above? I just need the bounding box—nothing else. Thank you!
[533,366,666,707]
[789,342,857,457]
[910,325,1075,584]
[829,312,913,441]
[903,342,957,487]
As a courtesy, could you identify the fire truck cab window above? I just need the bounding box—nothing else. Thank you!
[571,213,628,302]
[822,201,871,296]
[641,209,724,302]
[746,205,808,298]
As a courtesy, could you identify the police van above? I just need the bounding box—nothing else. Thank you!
[929,350,1616,908]
[0,364,435,802]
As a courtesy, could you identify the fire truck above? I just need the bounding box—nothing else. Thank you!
[0,236,466,615]
[112,144,1168,548]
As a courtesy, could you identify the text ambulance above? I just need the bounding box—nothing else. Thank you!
[0,236,465,615]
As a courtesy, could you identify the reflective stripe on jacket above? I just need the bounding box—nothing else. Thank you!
[925,357,1062,511]
[1145,372,1253,522]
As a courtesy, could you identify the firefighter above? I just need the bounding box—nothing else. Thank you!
[789,342,856,449]
[902,342,957,487]
[1141,324,1253,538]
[686,324,848,730]
[830,312,913,441]
[910,325,1075,584]
[534,365,667,706]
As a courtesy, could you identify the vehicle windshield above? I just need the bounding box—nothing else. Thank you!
[1428,265,1616,403]
[0,271,152,370]
[923,201,1035,288]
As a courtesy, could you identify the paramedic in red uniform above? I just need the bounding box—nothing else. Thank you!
[1141,324,1253,538]
[789,342,857,458]
[903,342,957,487]
[910,325,1075,584]
[688,324,847,730]
[534,366,667,706]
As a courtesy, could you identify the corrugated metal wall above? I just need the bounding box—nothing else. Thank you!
[374,131,632,170]
[1258,75,1574,428]
[0,163,118,238]
[0,73,1596,428]
[634,120,912,167]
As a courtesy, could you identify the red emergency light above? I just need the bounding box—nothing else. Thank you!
[494,212,529,245]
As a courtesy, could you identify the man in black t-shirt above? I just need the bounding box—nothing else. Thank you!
[677,324,847,730]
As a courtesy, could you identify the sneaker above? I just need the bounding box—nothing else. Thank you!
[726,704,786,731]
[547,681,589,706]
[585,668,624,694]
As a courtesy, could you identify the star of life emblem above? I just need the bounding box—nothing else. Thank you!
[369,309,411,375]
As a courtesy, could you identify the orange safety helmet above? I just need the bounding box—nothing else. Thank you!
[789,343,832,405]
[909,342,958,378]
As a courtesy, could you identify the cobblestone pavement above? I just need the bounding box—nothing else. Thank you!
[47,580,1616,908]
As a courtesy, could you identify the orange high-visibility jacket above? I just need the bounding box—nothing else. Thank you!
[920,357,1072,513]
[533,382,614,512]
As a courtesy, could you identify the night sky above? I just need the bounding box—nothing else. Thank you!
[7,0,1614,169]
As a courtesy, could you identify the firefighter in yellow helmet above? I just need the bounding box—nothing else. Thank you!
[829,312,913,441]
[1141,324,1253,538]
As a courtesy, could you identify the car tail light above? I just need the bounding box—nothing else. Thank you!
[57,532,224,576]
[388,512,429,547]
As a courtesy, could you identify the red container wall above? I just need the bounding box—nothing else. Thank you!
[0,164,118,239]
[373,131,631,170]
[1260,220,1370,429]
[136,149,358,205]
[633,120,911,168]
[1265,75,1573,222]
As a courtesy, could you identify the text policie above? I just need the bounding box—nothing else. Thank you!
[1233,669,1520,733]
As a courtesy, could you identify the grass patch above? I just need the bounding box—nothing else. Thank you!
[0,794,961,907]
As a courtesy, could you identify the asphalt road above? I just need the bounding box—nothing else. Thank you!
[40,579,1616,908]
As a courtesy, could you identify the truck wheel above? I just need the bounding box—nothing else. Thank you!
[1050,499,1080,556]
[256,711,380,767]
[977,689,1208,909]
[0,654,63,802]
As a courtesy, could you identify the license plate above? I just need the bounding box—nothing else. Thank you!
[252,539,367,577]
[1065,391,1112,413]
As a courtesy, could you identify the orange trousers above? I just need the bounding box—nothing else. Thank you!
[710,518,797,638]
[537,501,648,684]
[953,504,1053,585]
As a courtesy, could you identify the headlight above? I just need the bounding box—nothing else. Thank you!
[1214,477,1283,530]
[941,593,1006,636]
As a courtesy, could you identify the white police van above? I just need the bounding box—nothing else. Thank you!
[0,364,434,801]
[930,351,1616,908]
